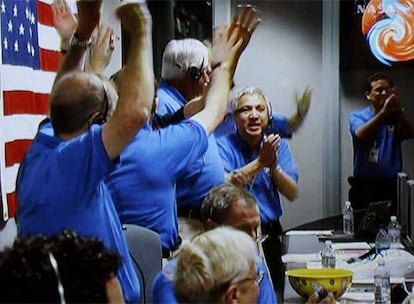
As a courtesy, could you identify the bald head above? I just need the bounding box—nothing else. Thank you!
[49,71,115,135]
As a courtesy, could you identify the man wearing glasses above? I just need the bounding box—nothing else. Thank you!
[152,182,277,304]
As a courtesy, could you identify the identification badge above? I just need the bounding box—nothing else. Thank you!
[368,146,379,163]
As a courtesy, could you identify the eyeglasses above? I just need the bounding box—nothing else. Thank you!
[237,270,265,285]
[255,230,269,245]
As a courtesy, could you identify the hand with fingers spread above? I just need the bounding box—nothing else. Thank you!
[259,133,280,168]
[212,5,260,75]
[232,5,261,56]
[88,25,115,73]
[52,0,78,42]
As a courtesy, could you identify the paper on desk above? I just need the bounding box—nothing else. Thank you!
[341,291,375,302]
[331,242,371,250]
[282,253,321,263]
[339,249,414,283]
[285,230,334,236]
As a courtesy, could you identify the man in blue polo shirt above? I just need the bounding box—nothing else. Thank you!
[348,72,414,211]
[217,86,299,300]
[156,50,310,241]
[106,6,261,256]
[156,39,226,242]
[152,182,278,304]
[16,2,153,303]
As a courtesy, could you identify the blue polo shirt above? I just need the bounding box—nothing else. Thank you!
[349,107,404,178]
[16,120,140,304]
[106,121,208,250]
[151,255,277,304]
[217,133,298,224]
[156,81,225,209]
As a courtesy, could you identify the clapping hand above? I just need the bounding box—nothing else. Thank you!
[259,133,280,168]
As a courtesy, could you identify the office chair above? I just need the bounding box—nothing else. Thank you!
[123,224,162,304]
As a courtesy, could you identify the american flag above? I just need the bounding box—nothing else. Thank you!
[0,0,61,222]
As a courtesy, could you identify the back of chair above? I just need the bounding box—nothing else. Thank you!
[123,224,162,304]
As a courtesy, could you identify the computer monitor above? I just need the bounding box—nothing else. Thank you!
[397,172,409,237]
[406,180,414,246]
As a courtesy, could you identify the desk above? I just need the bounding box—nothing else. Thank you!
[282,235,324,303]
[282,233,414,303]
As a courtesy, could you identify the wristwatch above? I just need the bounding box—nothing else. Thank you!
[61,33,91,53]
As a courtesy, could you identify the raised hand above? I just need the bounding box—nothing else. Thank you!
[211,5,260,74]
[76,0,102,40]
[230,5,261,55]
[52,0,78,41]
[88,25,115,73]
[116,1,152,35]
[295,86,312,118]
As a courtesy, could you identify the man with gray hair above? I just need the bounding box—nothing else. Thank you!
[217,86,299,299]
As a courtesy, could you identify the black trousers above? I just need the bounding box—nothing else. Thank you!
[261,220,284,301]
[348,176,397,213]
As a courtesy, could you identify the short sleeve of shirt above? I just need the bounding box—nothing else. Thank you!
[278,139,299,182]
[217,135,239,173]
[349,108,371,138]
[152,261,178,304]
[271,113,292,138]
[161,120,209,177]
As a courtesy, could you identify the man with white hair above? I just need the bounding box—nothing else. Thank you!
[175,226,260,304]
[156,39,224,236]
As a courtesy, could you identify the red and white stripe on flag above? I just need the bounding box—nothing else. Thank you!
[1,0,60,221]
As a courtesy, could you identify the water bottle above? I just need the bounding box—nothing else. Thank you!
[387,215,401,249]
[343,201,354,235]
[374,257,391,304]
[375,225,390,254]
[321,240,336,268]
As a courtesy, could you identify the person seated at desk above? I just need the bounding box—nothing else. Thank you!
[169,226,259,304]
[348,72,414,211]
[0,230,124,303]
[152,182,277,304]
